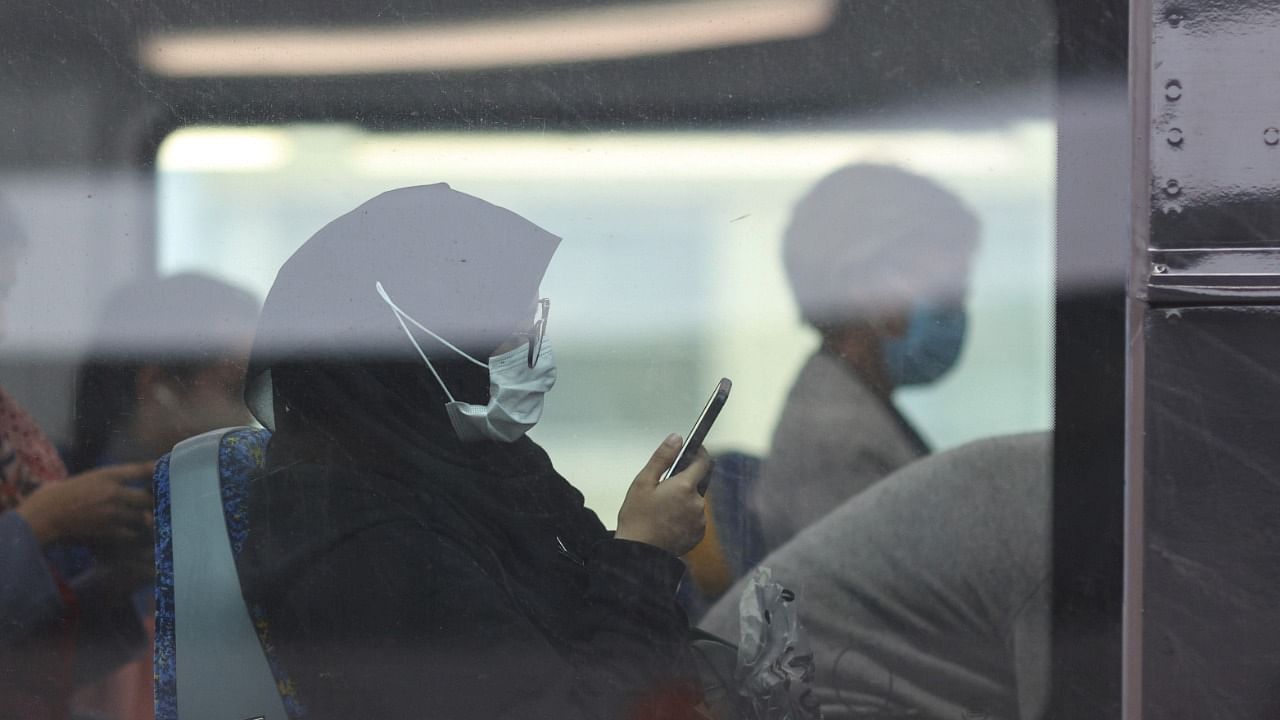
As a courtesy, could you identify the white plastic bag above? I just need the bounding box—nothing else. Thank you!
[735,567,822,720]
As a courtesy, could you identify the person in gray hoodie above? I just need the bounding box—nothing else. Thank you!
[751,164,980,552]
[703,432,1051,720]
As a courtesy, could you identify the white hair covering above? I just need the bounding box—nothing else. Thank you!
[783,164,979,326]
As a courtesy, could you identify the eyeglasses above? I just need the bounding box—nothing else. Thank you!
[513,298,550,368]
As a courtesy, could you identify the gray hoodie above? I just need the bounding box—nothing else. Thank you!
[704,432,1051,720]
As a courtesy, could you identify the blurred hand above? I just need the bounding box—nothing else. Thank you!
[15,462,154,546]
[616,434,710,557]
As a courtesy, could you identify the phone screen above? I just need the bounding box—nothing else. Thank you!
[663,377,732,486]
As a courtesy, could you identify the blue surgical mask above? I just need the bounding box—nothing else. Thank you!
[376,282,557,443]
[883,303,967,387]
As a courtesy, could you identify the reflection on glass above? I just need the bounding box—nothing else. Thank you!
[158,123,1053,519]
[141,0,838,77]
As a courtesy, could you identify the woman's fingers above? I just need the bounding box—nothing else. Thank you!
[114,486,153,511]
[669,447,712,493]
[635,433,683,486]
[617,437,713,555]
[109,525,147,544]
[93,461,156,488]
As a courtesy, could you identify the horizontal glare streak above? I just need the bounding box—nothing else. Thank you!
[141,0,837,78]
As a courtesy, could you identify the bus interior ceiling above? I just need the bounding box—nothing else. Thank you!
[0,0,1058,149]
[0,0,1064,429]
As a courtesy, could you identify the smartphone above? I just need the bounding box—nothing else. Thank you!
[663,377,732,491]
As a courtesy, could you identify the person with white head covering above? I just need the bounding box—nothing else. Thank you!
[64,273,260,720]
[751,164,980,552]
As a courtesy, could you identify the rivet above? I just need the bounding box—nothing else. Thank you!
[1167,128,1184,146]
[1164,79,1182,101]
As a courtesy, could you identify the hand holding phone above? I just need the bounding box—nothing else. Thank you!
[616,380,732,555]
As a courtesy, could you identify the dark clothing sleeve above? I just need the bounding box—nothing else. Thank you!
[0,512,63,644]
[68,570,146,686]
[270,521,694,720]
[1,512,144,684]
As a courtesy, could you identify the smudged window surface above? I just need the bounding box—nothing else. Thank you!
[157,123,1054,518]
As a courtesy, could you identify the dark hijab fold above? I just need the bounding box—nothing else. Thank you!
[245,184,597,558]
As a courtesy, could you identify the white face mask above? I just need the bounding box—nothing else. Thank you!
[376,282,557,443]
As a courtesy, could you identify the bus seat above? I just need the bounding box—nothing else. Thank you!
[153,427,294,720]
[706,451,765,580]
[678,451,765,619]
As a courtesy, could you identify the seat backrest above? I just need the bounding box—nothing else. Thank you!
[154,426,286,720]
[678,451,765,619]
[705,451,765,579]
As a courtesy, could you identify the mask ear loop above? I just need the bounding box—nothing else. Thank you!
[375,282,489,368]
[376,281,485,404]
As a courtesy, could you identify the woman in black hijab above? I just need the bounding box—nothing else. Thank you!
[236,184,712,720]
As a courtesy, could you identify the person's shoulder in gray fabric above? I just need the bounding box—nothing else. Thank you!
[749,350,925,551]
[703,431,1051,720]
